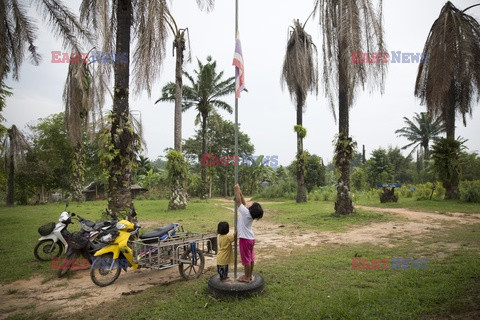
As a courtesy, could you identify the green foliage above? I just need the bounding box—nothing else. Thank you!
[459,152,480,181]
[431,138,463,183]
[351,167,368,191]
[166,150,188,185]
[255,180,296,200]
[459,180,480,203]
[293,125,307,139]
[290,151,326,192]
[334,134,356,169]
[412,182,445,201]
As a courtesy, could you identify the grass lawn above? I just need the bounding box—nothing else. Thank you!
[64,221,480,320]
[355,196,480,214]
[1,198,479,319]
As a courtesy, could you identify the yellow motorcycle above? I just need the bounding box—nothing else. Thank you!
[90,219,140,287]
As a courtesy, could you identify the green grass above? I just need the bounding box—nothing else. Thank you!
[355,196,480,214]
[0,199,231,283]
[262,200,403,231]
[57,222,480,320]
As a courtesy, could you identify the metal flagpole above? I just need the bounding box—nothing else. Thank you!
[233,0,239,280]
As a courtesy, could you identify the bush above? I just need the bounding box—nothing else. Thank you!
[255,180,296,199]
[459,180,480,203]
[414,182,445,201]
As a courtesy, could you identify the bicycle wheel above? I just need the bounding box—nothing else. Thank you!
[90,253,121,287]
[178,248,205,280]
[34,240,62,262]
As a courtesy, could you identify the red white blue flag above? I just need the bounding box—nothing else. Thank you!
[232,32,245,98]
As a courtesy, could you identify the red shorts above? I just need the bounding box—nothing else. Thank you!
[239,238,255,266]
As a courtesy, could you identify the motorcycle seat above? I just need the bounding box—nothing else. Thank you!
[140,224,175,244]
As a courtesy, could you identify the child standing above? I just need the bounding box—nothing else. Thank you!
[234,184,263,283]
[216,221,236,282]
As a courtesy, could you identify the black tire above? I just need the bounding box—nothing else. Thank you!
[178,248,205,280]
[34,240,62,262]
[57,252,80,278]
[208,272,265,297]
[90,253,121,287]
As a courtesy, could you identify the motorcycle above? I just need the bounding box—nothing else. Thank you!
[34,210,75,262]
[56,214,119,277]
[90,218,141,286]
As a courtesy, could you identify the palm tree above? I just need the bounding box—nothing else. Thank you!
[314,0,387,214]
[78,0,215,215]
[157,56,235,199]
[415,1,480,199]
[2,125,31,206]
[281,19,318,203]
[1,0,90,82]
[395,112,445,167]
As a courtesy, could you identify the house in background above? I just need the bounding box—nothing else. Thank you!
[82,182,147,201]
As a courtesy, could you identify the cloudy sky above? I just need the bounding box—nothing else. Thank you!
[3,0,480,167]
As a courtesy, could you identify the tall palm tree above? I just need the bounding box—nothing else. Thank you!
[395,112,445,167]
[158,56,235,199]
[415,1,480,199]
[0,0,90,81]
[2,125,31,206]
[281,19,318,203]
[314,0,387,214]
[79,0,214,215]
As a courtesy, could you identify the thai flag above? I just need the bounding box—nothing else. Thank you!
[232,32,245,99]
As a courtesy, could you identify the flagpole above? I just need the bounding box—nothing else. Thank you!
[233,0,239,281]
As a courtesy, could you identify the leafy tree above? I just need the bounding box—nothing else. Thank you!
[460,152,480,181]
[160,56,235,198]
[395,112,445,167]
[2,125,30,206]
[183,113,254,197]
[29,113,74,195]
[289,152,325,192]
[80,0,215,216]
[314,0,387,214]
[281,19,318,203]
[415,2,480,199]
[365,148,392,187]
[1,0,89,82]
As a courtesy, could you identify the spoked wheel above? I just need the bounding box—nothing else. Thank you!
[90,253,121,287]
[57,252,80,278]
[34,240,62,262]
[178,248,205,280]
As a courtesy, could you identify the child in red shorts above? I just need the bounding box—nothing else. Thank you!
[234,184,263,283]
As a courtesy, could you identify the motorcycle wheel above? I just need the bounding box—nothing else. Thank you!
[34,240,62,262]
[90,253,121,287]
[178,248,205,280]
[57,252,80,278]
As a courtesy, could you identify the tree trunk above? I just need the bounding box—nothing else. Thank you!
[6,133,14,206]
[168,32,188,210]
[443,95,459,200]
[174,31,185,152]
[201,113,208,199]
[334,60,354,215]
[423,142,429,168]
[71,143,85,202]
[296,96,306,203]
[108,0,134,218]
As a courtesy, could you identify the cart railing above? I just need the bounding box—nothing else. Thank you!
[131,232,217,270]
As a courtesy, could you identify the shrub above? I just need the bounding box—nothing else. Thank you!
[459,180,480,203]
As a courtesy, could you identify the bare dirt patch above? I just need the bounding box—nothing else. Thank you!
[1,201,478,319]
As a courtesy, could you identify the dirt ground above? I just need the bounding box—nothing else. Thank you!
[1,201,479,319]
